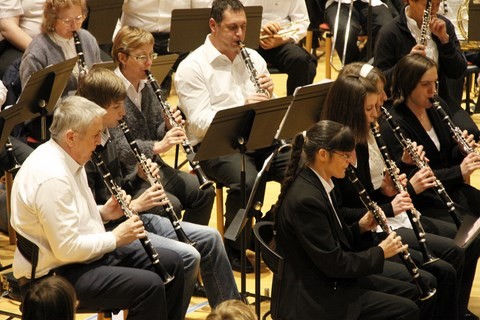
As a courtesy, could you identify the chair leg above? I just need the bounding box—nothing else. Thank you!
[215,185,225,238]
[305,30,313,54]
[324,32,332,79]
[5,171,16,245]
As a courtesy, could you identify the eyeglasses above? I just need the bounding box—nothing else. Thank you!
[331,151,352,160]
[130,53,158,62]
[57,15,85,25]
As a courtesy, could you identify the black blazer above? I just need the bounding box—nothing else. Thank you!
[274,167,384,320]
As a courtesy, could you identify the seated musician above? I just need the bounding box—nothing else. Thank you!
[78,67,241,314]
[10,95,185,320]
[174,0,289,272]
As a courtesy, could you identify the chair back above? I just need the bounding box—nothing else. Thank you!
[253,221,284,319]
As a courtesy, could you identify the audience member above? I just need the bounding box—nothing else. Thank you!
[206,299,257,320]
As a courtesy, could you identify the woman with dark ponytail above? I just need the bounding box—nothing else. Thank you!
[272,120,420,320]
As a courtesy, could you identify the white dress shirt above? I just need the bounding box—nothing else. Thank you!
[241,0,310,43]
[325,0,387,10]
[175,34,269,146]
[114,67,147,111]
[11,139,116,279]
[0,0,45,42]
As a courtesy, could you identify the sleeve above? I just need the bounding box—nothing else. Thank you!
[373,23,400,85]
[19,39,46,90]
[37,178,116,262]
[175,59,217,143]
[287,0,310,43]
[0,80,6,106]
[435,17,467,79]
[289,195,384,278]
[0,0,23,19]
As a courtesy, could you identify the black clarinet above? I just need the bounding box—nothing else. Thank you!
[381,107,463,228]
[91,151,175,284]
[371,123,438,266]
[238,41,270,98]
[145,70,213,191]
[72,31,88,78]
[345,165,436,301]
[5,137,21,174]
[430,97,479,156]
[118,120,196,246]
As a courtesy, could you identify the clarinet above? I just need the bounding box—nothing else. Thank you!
[144,70,213,191]
[118,120,196,246]
[419,0,432,46]
[381,107,463,228]
[238,41,270,98]
[371,123,439,266]
[430,97,480,156]
[5,137,21,174]
[91,151,175,284]
[72,31,88,79]
[345,165,436,301]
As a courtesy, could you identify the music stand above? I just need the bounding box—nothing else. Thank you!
[469,0,480,41]
[0,57,77,147]
[169,6,263,52]
[84,0,123,46]
[215,81,333,318]
[91,54,179,84]
[193,96,291,300]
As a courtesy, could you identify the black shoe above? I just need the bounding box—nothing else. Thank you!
[193,282,207,298]
[228,250,254,273]
[466,311,479,320]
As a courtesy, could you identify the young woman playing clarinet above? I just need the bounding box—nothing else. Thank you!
[272,120,424,320]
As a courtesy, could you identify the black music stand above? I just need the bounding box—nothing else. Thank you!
[91,54,179,85]
[84,0,123,46]
[169,6,263,52]
[0,57,77,147]
[193,96,292,300]
[218,80,333,318]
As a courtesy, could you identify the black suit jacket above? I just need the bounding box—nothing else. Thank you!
[274,167,384,320]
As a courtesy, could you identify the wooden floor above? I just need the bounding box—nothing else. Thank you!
[0,45,479,319]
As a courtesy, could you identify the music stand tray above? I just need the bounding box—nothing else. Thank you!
[193,96,293,162]
[0,57,77,147]
[169,6,263,52]
[91,54,179,84]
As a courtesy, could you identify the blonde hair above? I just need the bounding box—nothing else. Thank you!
[111,26,154,67]
[206,300,258,320]
[42,0,87,33]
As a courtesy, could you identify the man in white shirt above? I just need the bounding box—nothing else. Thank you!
[325,0,392,64]
[175,0,288,272]
[11,96,185,320]
[241,0,317,95]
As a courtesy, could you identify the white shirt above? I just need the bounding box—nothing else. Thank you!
[241,0,309,43]
[309,167,343,229]
[405,6,439,63]
[11,139,117,279]
[175,34,269,146]
[0,0,45,42]
[116,0,212,35]
[114,67,147,111]
[0,80,6,106]
[325,0,387,10]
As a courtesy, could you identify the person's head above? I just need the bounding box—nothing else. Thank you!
[50,95,106,165]
[341,62,388,111]
[42,0,87,38]
[209,0,246,60]
[406,0,442,23]
[77,68,127,128]
[391,53,438,109]
[321,74,378,144]
[22,276,76,320]
[112,26,156,81]
[206,299,257,320]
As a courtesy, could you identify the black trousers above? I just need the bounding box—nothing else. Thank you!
[257,43,317,95]
[55,241,185,320]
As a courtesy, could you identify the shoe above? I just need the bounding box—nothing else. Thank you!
[192,282,207,298]
[466,311,479,320]
[228,250,254,273]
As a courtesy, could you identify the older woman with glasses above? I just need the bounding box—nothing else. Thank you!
[19,0,101,96]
